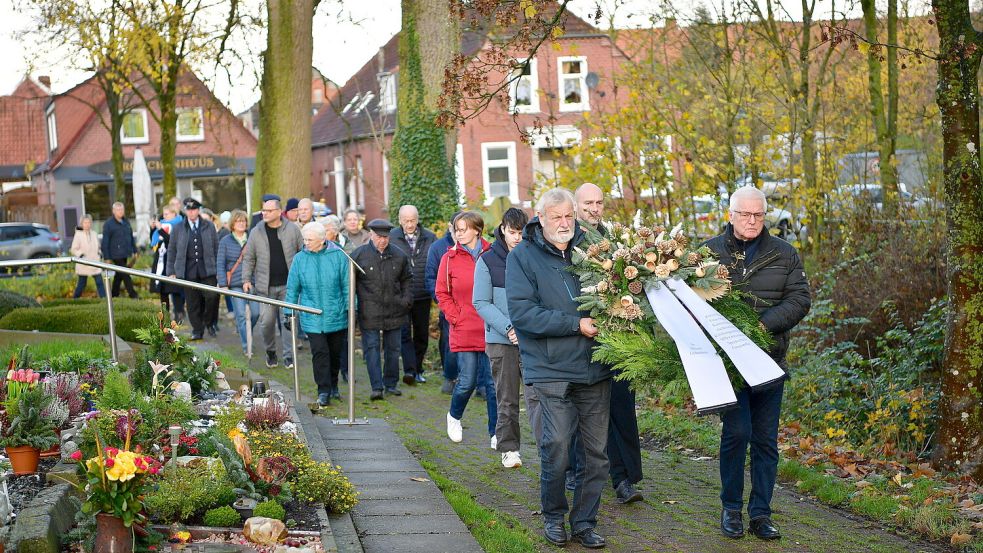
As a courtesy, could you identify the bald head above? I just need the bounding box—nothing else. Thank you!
[398,205,419,235]
[575,182,604,227]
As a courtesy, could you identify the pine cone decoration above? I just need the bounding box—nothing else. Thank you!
[686,252,701,265]
[630,243,645,255]
[674,234,689,248]
[586,244,600,258]
[628,280,644,295]
[716,264,730,279]
[598,239,612,252]
[637,226,653,239]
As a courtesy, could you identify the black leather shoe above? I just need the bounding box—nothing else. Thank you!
[720,509,744,538]
[403,373,416,386]
[543,521,567,546]
[749,516,781,540]
[385,387,402,396]
[572,528,606,549]
[615,480,643,504]
[190,333,204,341]
[370,390,384,400]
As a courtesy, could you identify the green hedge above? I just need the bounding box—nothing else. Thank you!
[0,290,41,319]
[0,300,158,342]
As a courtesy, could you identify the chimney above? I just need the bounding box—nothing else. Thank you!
[38,76,51,89]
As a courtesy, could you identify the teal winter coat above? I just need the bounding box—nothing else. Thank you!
[284,245,349,334]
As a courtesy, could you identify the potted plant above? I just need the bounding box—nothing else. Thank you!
[69,426,161,553]
[1,387,59,474]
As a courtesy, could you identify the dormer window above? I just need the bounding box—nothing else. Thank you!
[378,72,396,113]
[46,107,57,152]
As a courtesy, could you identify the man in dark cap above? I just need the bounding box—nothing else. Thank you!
[166,197,219,340]
[352,219,413,400]
[284,198,300,222]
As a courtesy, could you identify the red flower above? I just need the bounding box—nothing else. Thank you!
[105,458,115,468]
[70,450,83,461]
[105,447,119,457]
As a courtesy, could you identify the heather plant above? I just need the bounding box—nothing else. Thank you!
[244,401,291,431]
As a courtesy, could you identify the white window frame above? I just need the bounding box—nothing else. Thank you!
[46,107,57,152]
[333,155,346,211]
[557,56,590,113]
[379,73,396,113]
[455,144,466,205]
[510,58,539,114]
[121,108,150,145]
[176,107,205,142]
[481,142,519,205]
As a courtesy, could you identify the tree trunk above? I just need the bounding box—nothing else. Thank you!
[106,88,127,200]
[415,0,459,167]
[159,85,178,199]
[255,0,314,202]
[861,0,899,215]
[931,0,983,480]
[389,0,459,224]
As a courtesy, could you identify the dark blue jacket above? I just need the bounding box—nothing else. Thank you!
[425,230,454,303]
[101,217,136,259]
[216,234,247,288]
[390,227,437,301]
[506,218,610,385]
[165,218,218,279]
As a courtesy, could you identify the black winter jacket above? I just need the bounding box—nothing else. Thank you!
[101,217,136,259]
[703,225,811,368]
[166,218,218,279]
[351,243,413,331]
[389,227,437,301]
[506,218,611,385]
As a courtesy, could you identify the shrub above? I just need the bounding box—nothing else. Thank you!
[244,401,291,431]
[0,299,158,342]
[0,263,77,300]
[293,458,358,513]
[143,463,231,524]
[214,403,246,437]
[252,500,285,521]
[97,369,134,411]
[0,290,40,319]
[202,505,241,528]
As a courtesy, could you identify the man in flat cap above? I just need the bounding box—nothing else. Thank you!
[167,197,220,340]
[351,219,413,400]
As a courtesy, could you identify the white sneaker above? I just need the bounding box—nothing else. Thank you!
[490,435,498,450]
[501,451,522,468]
[446,413,463,443]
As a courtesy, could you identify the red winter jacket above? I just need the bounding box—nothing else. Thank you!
[435,239,491,352]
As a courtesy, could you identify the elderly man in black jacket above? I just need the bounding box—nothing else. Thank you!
[507,188,610,549]
[352,219,413,400]
[166,198,220,341]
[705,186,811,541]
[389,204,437,385]
[102,202,139,299]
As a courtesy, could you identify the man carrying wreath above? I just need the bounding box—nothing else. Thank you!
[705,186,811,541]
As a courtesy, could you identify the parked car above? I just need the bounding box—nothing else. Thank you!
[0,223,63,262]
[833,183,937,212]
[312,201,333,217]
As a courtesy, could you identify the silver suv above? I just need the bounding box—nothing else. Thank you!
[0,223,64,261]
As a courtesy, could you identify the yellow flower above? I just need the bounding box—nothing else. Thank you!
[228,427,244,440]
[106,451,140,482]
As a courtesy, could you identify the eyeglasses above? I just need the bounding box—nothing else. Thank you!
[732,210,765,221]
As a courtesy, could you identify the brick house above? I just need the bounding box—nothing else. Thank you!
[309,8,630,222]
[25,69,257,239]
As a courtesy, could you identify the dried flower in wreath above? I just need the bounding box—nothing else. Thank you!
[624,266,639,280]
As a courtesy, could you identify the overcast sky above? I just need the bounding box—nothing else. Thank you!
[1,0,866,113]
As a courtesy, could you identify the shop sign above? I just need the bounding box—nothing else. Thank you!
[87,155,237,176]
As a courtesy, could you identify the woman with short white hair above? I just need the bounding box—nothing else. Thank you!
[70,214,105,298]
[285,222,351,407]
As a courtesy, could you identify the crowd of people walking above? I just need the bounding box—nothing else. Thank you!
[74,181,808,549]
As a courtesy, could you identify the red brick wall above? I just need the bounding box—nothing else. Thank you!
[310,33,629,220]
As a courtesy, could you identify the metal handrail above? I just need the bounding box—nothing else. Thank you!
[0,256,322,402]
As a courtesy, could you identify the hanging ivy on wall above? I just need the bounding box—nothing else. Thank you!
[388,0,459,226]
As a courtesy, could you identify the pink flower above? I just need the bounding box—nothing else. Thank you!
[30,373,39,384]
[105,447,119,457]
[104,458,115,468]
[70,450,83,461]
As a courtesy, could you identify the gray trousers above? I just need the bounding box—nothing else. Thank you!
[533,379,611,533]
[259,284,292,358]
[487,343,541,451]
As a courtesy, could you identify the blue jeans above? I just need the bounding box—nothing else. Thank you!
[229,287,260,353]
[73,275,105,298]
[438,312,459,381]
[533,380,611,534]
[719,380,785,519]
[449,351,497,436]
[362,328,401,391]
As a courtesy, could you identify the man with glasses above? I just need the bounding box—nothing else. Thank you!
[243,196,304,369]
[705,186,811,541]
